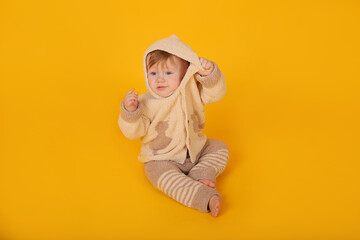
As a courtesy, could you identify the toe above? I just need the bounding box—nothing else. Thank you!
[209,196,222,217]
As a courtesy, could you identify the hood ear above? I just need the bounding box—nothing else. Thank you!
[169,34,181,41]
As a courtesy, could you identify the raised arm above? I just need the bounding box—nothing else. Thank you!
[195,58,226,105]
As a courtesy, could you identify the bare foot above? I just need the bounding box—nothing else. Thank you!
[199,179,216,189]
[208,195,222,217]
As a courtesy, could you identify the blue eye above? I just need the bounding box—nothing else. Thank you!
[166,72,172,75]
[150,72,156,76]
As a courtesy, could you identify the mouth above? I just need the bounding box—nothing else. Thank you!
[157,86,167,90]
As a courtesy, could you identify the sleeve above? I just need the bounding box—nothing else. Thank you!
[195,62,226,105]
[118,100,150,140]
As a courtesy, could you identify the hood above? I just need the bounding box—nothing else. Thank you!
[143,34,205,99]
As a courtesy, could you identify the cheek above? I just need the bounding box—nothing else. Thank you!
[174,75,182,85]
[169,78,181,88]
[148,75,155,82]
[148,78,155,88]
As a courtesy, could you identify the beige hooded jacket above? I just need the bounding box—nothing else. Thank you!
[118,34,226,164]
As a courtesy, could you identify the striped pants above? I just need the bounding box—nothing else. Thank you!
[143,139,229,213]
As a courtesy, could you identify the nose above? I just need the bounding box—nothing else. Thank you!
[156,73,165,82]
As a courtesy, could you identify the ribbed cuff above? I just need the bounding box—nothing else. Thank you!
[195,62,221,88]
[191,185,222,213]
[120,100,143,123]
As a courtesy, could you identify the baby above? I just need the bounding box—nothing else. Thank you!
[118,35,229,217]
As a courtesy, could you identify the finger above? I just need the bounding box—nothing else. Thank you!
[125,97,136,104]
[202,60,208,69]
[206,62,212,69]
[204,60,211,68]
[126,93,138,99]
[129,96,138,101]
[130,100,138,105]
[126,92,135,97]
[127,88,135,94]
[135,91,138,95]
[127,96,138,102]
[209,63,214,71]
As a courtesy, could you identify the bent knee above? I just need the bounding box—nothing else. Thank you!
[205,139,229,153]
[144,160,180,187]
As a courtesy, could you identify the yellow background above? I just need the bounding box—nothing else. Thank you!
[1,0,359,239]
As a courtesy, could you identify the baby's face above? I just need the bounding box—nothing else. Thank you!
[147,55,188,97]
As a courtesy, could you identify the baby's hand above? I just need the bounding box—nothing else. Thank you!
[197,57,214,76]
[123,88,139,112]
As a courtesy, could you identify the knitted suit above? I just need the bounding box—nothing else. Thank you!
[118,34,229,213]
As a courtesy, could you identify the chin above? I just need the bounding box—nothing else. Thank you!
[159,92,172,97]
